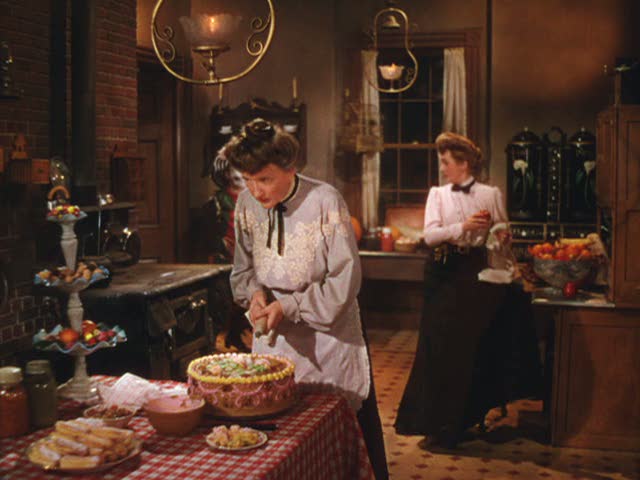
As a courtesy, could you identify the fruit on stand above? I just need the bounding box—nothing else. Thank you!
[58,328,80,349]
[36,321,119,351]
[528,239,593,261]
[46,204,83,219]
[35,262,108,286]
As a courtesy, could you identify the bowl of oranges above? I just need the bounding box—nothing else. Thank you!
[529,238,597,288]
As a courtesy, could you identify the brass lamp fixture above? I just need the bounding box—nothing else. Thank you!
[151,0,275,85]
[368,0,418,94]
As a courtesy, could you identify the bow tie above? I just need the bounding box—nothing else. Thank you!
[266,176,299,255]
[452,179,475,194]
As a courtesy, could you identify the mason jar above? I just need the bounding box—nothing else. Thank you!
[0,366,30,437]
[24,359,58,428]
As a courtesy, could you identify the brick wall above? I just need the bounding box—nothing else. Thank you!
[95,0,138,193]
[0,0,138,364]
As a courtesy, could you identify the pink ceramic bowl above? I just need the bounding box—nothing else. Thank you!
[144,395,205,436]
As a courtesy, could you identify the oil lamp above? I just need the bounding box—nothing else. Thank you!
[151,0,275,85]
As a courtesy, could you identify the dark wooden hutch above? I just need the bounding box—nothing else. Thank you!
[544,103,640,452]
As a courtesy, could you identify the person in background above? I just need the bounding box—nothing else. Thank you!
[201,149,251,352]
[224,118,388,479]
[394,132,540,448]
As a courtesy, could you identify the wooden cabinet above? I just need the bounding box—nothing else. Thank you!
[552,306,640,451]
[596,105,640,306]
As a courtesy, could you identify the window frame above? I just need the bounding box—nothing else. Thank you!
[373,29,482,214]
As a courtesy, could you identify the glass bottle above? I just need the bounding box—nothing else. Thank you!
[0,366,30,437]
[24,359,58,428]
[380,227,394,252]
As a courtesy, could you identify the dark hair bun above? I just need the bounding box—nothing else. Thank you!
[242,118,275,147]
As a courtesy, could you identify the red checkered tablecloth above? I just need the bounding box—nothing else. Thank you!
[0,376,374,480]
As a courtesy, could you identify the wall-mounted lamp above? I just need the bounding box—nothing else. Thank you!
[367,0,418,94]
[151,0,275,85]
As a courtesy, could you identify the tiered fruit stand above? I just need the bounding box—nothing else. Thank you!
[33,206,125,403]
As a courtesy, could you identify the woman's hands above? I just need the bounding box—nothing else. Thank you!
[249,290,267,324]
[249,290,284,332]
[462,210,492,232]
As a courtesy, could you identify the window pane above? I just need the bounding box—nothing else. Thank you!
[403,56,429,100]
[380,149,397,190]
[401,103,429,143]
[430,100,443,142]
[431,54,444,97]
[429,149,440,186]
[378,191,395,223]
[399,192,428,205]
[400,149,429,190]
[380,102,398,143]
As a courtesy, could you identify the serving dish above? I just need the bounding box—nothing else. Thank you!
[25,438,142,474]
[83,404,136,428]
[144,394,205,436]
[206,428,268,452]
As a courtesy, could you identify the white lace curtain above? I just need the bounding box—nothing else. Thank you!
[442,47,467,184]
[361,50,380,231]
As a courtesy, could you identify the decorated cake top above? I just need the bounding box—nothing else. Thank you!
[188,353,294,385]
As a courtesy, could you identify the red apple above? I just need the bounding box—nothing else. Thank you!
[81,320,98,334]
[563,282,577,299]
[97,331,110,342]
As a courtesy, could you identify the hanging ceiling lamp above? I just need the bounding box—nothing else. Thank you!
[151,0,275,85]
[368,0,418,94]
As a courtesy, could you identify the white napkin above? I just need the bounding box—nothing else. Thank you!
[98,373,187,411]
[479,222,516,284]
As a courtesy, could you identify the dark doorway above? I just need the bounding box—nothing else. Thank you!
[136,51,177,262]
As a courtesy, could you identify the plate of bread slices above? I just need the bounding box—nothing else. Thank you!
[26,418,142,473]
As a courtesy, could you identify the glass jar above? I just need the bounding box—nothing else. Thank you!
[0,366,30,437]
[380,227,394,252]
[24,359,58,428]
[363,227,381,251]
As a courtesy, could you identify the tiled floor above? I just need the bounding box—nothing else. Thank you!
[368,329,640,480]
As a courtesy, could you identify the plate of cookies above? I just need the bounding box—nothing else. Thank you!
[25,418,142,473]
[206,425,268,452]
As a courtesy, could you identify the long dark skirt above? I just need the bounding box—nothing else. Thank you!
[358,319,389,480]
[394,249,517,438]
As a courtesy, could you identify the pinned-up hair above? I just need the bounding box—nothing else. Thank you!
[223,118,301,174]
[435,132,483,175]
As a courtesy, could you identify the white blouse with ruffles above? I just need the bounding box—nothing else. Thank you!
[230,174,370,411]
[423,177,508,247]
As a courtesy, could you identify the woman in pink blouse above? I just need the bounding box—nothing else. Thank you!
[394,132,539,449]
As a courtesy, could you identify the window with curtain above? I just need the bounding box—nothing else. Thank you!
[378,48,444,222]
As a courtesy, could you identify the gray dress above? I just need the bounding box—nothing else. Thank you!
[231,174,370,410]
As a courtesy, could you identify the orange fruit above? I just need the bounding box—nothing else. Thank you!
[59,328,80,345]
[350,216,363,243]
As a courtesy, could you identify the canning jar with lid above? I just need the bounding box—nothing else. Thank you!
[24,359,57,428]
[0,366,30,437]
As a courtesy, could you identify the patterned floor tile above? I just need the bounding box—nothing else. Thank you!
[369,328,640,480]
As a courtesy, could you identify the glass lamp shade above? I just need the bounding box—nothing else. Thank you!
[378,63,404,81]
[179,13,242,47]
